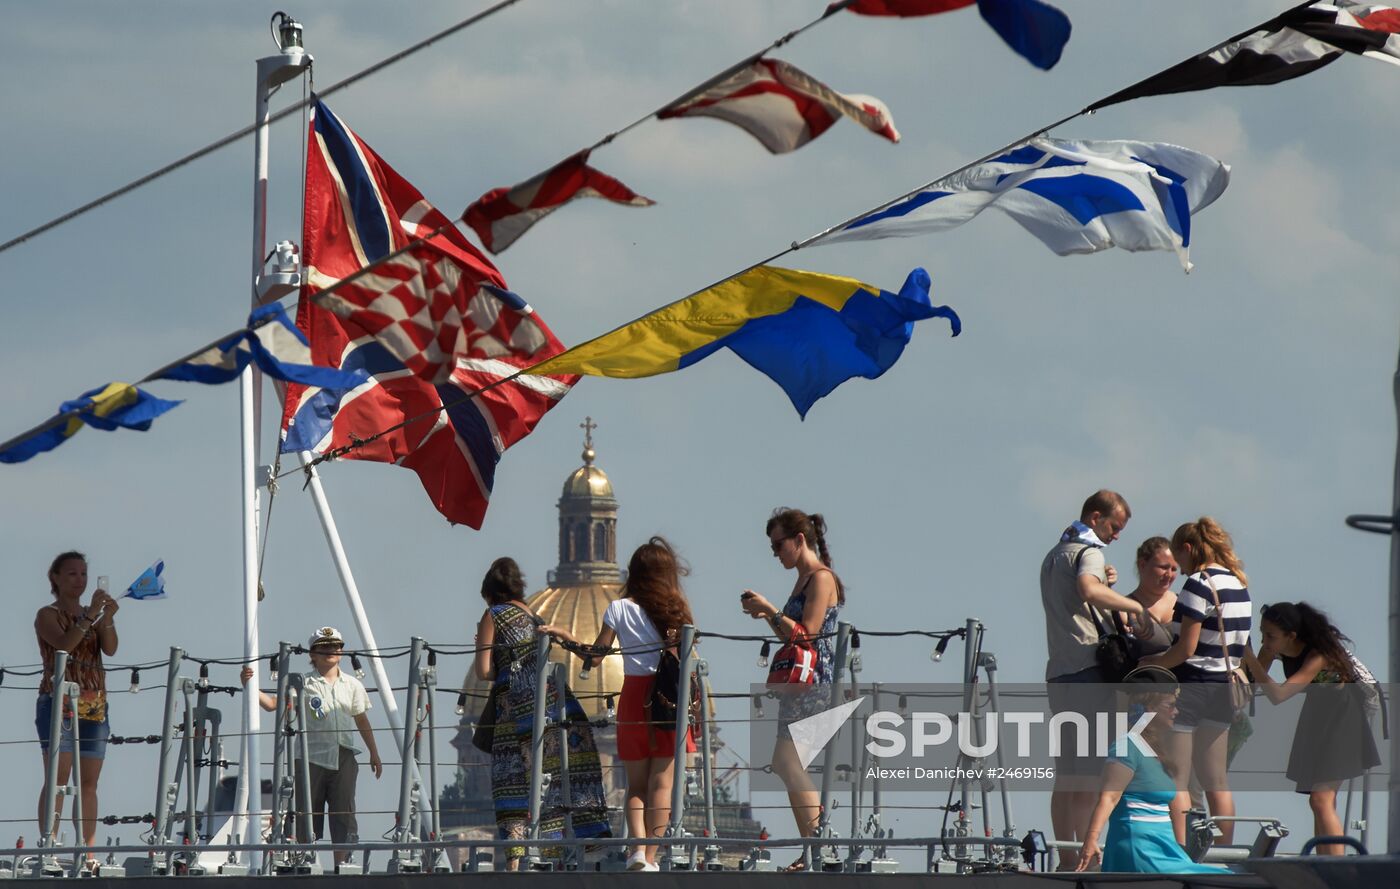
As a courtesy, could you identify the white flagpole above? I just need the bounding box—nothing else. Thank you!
[237,23,311,868]
[297,451,434,833]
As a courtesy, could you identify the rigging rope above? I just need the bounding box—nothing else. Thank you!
[0,0,529,256]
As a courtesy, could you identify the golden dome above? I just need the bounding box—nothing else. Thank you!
[563,458,614,499]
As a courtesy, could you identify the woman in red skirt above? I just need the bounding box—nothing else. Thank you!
[545,537,696,871]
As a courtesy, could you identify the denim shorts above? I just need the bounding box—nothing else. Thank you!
[35,694,111,759]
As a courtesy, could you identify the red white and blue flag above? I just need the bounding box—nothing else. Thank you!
[836,0,1071,71]
[464,150,655,254]
[280,100,577,528]
[657,58,899,155]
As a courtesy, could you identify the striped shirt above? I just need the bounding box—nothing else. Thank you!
[1173,567,1251,675]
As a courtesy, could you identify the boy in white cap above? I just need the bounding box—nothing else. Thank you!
[240,626,381,863]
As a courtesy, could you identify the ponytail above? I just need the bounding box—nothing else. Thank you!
[1171,517,1247,586]
[767,508,846,604]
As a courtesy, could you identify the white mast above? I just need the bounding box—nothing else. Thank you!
[235,14,311,867]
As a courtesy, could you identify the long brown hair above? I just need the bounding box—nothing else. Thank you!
[766,507,845,604]
[623,537,694,636]
[1171,517,1247,586]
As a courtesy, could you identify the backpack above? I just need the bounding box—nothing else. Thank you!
[647,647,699,727]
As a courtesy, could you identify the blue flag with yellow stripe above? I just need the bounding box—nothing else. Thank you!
[526,266,958,417]
[0,382,181,464]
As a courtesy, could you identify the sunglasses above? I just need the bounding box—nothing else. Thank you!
[770,535,794,554]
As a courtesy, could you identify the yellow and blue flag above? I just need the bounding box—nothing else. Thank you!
[526,266,958,417]
[0,382,181,464]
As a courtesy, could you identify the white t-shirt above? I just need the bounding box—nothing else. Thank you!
[603,598,663,676]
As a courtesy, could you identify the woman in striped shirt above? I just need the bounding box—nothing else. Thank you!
[1139,517,1251,845]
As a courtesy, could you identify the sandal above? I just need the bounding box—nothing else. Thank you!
[781,857,808,873]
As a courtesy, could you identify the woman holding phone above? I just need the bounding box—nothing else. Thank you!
[34,551,119,869]
[740,508,844,870]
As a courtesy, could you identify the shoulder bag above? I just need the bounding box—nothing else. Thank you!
[767,622,819,687]
[1201,571,1251,713]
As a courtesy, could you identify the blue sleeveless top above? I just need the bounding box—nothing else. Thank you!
[781,569,841,683]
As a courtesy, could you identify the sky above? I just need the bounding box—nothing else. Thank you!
[1,0,1397,861]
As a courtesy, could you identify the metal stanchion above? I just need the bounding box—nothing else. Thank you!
[39,650,70,850]
[66,678,86,878]
[290,673,316,860]
[389,638,425,871]
[980,649,1017,857]
[526,631,553,848]
[814,620,853,870]
[848,660,862,867]
[150,646,185,871]
[424,655,449,872]
[695,656,721,870]
[263,641,294,872]
[549,662,576,869]
[665,625,698,858]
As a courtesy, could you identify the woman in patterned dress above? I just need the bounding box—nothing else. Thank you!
[34,550,119,865]
[740,508,843,870]
[472,558,609,869]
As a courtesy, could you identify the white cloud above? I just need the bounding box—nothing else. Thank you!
[1017,389,1298,525]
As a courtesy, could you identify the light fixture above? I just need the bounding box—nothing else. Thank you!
[897,694,907,713]
[932,635,952,662]
[272,240,299,273]
[578,656,593,681]
[350,654,365,679]
[129,668,140,695]
[757,641,771,669]
[271,12,303,51]
[752,694,764,717]
[268,654,280,684]
[605,695,616,721]
[455,692,468,717]
[198,663,210,689]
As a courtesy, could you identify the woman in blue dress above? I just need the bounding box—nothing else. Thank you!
[1078,666,1228,874]
[471,558,610,869]
[739,507,843,871]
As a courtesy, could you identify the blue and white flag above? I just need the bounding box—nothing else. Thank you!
[155,304,367,388]
[123,560,166,601]
[818,138,1231,271]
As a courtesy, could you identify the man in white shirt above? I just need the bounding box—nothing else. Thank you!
[241,626,382,864]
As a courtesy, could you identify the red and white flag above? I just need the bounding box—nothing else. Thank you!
[463,150,654,254]
[657,58,899,155]
[282,100,576,529]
